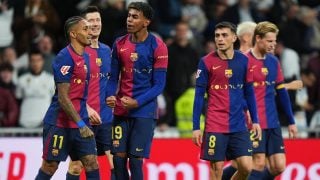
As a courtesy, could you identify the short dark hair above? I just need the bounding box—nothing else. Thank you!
[80,6,100,17]
[0,62,14,72]
[28,48,43,60]
[215,21,237,34]
[64,16,85,41]
[128,2,154,20]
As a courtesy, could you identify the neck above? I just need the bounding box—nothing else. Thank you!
[177,38,189,47]
[239,42,251,53]
[91,38,99,48]
[217,48,234,60]
[251,47,266,59]
[70,41,85,55]
[131,30,148,43]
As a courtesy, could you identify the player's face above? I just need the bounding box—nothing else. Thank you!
[74,20,92,46]
[256,32,277,54]
[126,9,150,34]
[214,28,237,52]
[85,12,102,38]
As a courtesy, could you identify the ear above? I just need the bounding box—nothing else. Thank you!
[143,19,150,28]
[70,31,76,39]
[232,34,237,42]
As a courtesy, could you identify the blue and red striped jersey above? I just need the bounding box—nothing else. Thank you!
[85,42,113,124]
[107,33,168,119]
[43,45,90,128]
[193,51,258,133]
[246,51,285,129]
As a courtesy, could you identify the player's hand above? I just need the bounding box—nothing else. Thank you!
[79,126,94,138]
[87,105,101,125]
[192,130,202,147]
[106,96,116,108]
[251,123,262,140]
[288,124,298,138]
[120,96,138,109]
[286,80,303,90]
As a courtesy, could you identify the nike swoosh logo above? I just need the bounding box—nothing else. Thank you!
[212,65,221,70]
[136,148,143,152]
[76,62,81,66]
[248,149,253,152]
[120,48,128,52]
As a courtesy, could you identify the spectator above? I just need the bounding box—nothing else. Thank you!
[0,0,14,52]
[37,35,56,74]
[15,49,54,128]
[0,87,19,127]
[0,62,16,94]
[165,21,199,126]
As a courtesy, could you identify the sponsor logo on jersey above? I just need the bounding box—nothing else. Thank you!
[60,66,71,75]
[212,65,221,70]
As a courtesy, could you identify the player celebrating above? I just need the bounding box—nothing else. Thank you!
[246,21,298,179]
[106,2,168,180]
[35,16,100,180]
[192,21,261,180]
[66,6,115,180]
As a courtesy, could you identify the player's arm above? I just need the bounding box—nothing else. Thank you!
[106,42,120,108]
[133,42,168,108]
[192,60,207,147]
[284,80,303,90]
[57,83,94,138]
[276,84,298,138]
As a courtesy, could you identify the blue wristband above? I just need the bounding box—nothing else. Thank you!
[76,120,86,128]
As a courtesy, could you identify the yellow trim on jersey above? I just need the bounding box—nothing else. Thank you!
[276,84,285,89]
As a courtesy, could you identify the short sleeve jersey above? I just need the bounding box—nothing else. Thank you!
[43,45,90,128]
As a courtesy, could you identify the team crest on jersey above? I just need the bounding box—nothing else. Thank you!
[96,58,102,66]
[208,148,215,155]
[52,148,59,156]
[130,53,138,61]
[60,66,71,75]
[261,67,268,76]
[225,69,233,78]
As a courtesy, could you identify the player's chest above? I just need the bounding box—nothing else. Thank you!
[72,58,89,80]
[118,45,153,68]
[252,61,278,81]
[208,60,246,81]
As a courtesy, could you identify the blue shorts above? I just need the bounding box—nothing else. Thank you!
[42,124,97,161]
[200,131,252,161]
[111,116,156,158]
[252,128,285,156]
[92,122,112,156]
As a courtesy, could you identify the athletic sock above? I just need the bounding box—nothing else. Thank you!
[249,169,264,180]
[85,169,100,180]
[113,156,129,180]
[35,169,53,180]
[262,168,275,180]
[222,165,237,180]
[129,157,143,180]
[66,172,80,180]
[110,169,116,180]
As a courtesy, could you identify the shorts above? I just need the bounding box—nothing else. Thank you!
[92,122,113,156]
[200,131,252,161]
[252,127,285,156]
[111,116,156,158]
[42,124,97,161]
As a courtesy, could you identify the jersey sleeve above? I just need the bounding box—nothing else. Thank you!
[153,40,168,71]
[193,59,208,130]
[52,51,74,83]
[276,60,285,86]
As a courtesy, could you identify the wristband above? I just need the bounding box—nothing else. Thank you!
[77,120,86,128]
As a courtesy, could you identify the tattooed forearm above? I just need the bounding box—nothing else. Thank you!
[57,83,81,123]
